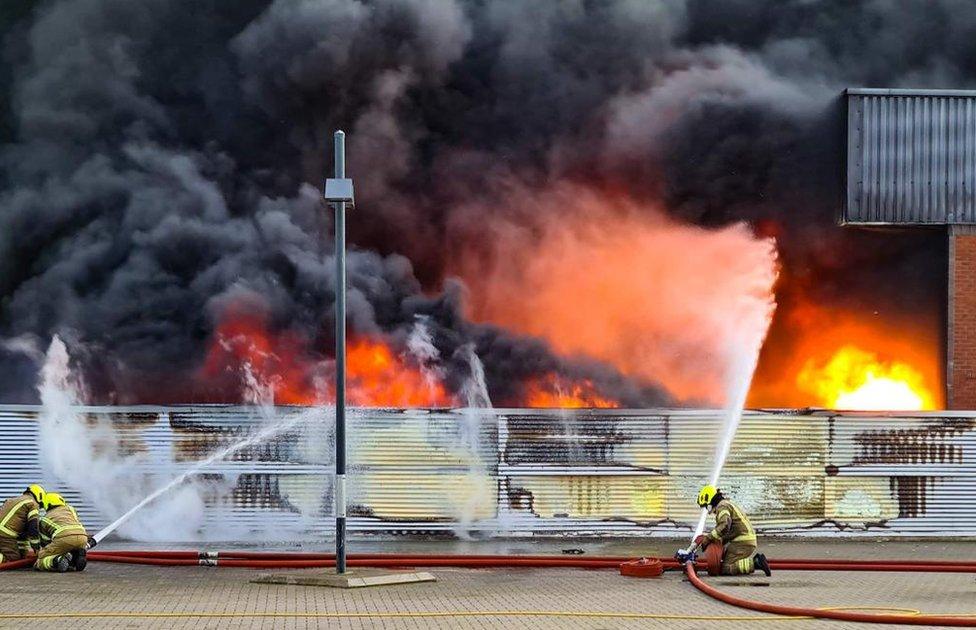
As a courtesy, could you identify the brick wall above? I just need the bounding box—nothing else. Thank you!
[950,229,976,408]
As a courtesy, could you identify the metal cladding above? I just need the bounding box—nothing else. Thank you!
[4,405,976,541]
[846,88,976,224]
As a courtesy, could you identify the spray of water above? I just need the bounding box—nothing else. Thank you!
[94,406,329,543]
[407,315,447,396]
[35,335,332,543]
[92,338,332,543]
[37,336,208,541]
[450,342,494,538]
[689,239,778,544]
[690,347,768,542]
[458,342,492,410]
[241,361,278,410]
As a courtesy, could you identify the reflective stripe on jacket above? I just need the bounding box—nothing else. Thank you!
[706,499,756,545]
[39,505,87,541]
[0,496,40,544]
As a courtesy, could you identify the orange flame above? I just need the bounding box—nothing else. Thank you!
[797,345,936,411]
[202,308,455,407]
[749,300,943,410]
[346,338,454,407]
[525,374,619,408]
[202,310,319,404]
[451,185,778,406]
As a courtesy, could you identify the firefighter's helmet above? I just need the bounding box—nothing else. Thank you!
[24,484,45,504]
[42,493,65,511]
[697,485,719,509]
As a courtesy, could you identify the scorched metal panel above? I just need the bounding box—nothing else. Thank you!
[2,405,976,541]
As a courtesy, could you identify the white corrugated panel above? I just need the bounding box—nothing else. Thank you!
[2,405,975,541]
[846,88,976,224]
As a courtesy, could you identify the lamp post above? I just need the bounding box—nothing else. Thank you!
[324,131,354,574]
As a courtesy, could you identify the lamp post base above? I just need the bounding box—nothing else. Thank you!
[252,568,436,589]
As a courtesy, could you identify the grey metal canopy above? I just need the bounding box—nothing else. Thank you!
[845,88,976,225]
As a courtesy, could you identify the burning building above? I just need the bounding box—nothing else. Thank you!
[0,1,967,411]
[844,88,976,410]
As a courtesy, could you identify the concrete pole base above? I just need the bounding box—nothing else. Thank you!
[252,568,437,589]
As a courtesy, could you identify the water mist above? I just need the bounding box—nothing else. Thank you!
[689,235,778,544]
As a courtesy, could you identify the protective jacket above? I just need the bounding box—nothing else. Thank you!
[0,495,40,547]
[39,504,87,543]
[704,498,756,546]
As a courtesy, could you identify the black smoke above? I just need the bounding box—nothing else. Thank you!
[0,0,966,404]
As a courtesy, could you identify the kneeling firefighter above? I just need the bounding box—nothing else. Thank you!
[0,484,44,563]
[694,485,771,577]
[36,493,90,572]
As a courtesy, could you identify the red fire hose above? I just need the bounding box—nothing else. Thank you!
[84,551,631,569]
[685,562,976,626]
[82,552,976,573]
[80,550,632,562]
[7,550,976,573]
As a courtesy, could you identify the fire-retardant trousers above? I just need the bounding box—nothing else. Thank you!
[0,536,21,564]
[721,541,757,575]
[35,534,88,571]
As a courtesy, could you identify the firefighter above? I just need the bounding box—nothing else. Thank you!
[35,493,89,572]
[0,485,44,564]
[694,485,771,576]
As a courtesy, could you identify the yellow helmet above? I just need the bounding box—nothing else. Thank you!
[24,484,45,504]
[697,485,718,509]
[42,492,65,511]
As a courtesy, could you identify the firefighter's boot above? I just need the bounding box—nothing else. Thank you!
[70,549,87,572]
[754,553,771,577]
[48,554,70,572]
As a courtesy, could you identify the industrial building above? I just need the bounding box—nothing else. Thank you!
[845,88,976,408]
[3,405,971,539]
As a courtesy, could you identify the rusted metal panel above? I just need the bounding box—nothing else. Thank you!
[2,405,975,541]
[845,88,976,224]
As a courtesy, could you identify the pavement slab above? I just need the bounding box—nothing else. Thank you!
[1,539,975,629]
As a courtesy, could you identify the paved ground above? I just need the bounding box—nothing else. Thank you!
[2,539,976,629]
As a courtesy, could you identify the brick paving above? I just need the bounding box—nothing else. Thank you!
[1,540,975,629]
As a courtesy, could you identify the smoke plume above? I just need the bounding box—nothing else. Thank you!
[0,0,961,405]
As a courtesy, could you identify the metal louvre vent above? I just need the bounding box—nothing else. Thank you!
[2,405,976,541]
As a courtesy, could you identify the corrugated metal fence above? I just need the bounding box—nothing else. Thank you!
[846,88,976,224]
[2,405,974,541]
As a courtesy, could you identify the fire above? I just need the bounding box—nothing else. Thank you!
[202,306,454,407]
[451,185,778,406]
[202,307,617,408]
[346,339,454,407]
[797,346,936,411]
[202,310,320,404]
[525,375,619,408]
[749,299,943,410]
